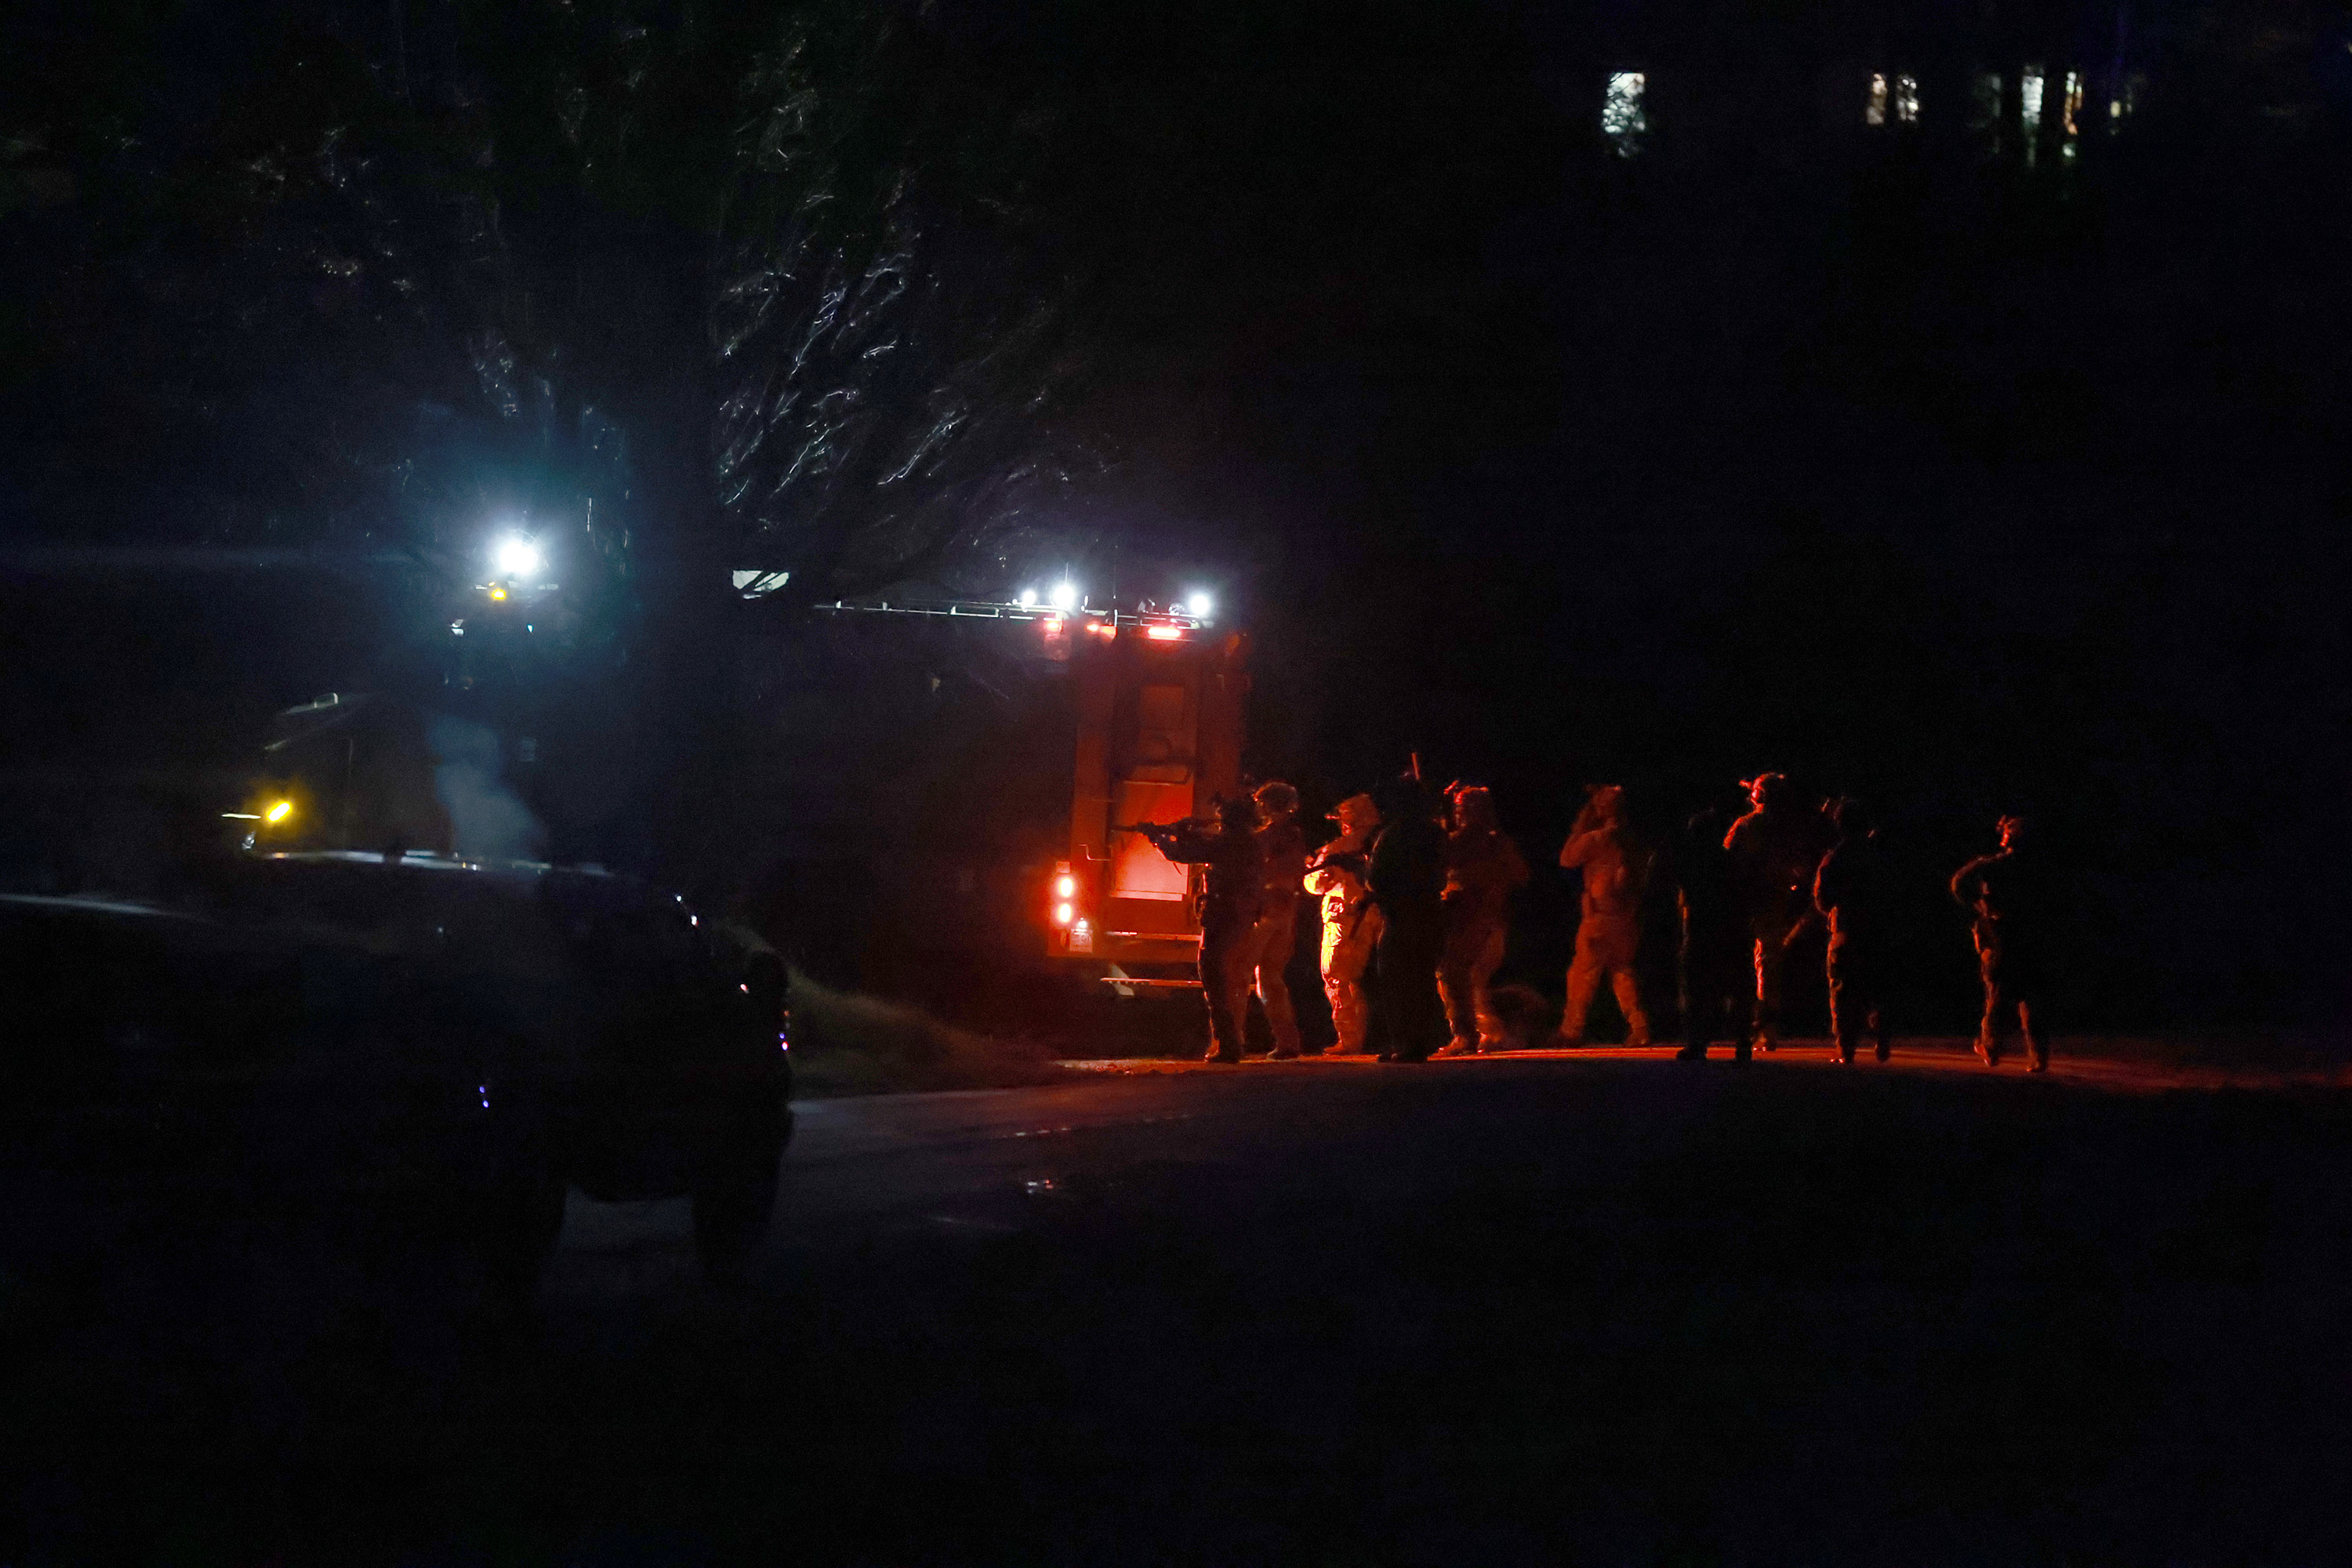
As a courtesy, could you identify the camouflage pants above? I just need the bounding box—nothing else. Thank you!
[1565,913,1650,1044]
[1199,913,1253,1062]
[1245,899,1303,1057]
[1439,915,1507,1048]
[1976,928,2050,1068]
[1748,909,1805,1045]
[1827,932,1892,1060]
[1320,904,1382,1054]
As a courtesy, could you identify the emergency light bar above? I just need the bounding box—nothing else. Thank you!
[808,594,1212,634]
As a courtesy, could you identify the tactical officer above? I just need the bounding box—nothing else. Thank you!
[1950,815,2055,1073]
[1305,793,1385,1054]
[1672,804,1749,1062]
[1142,797,1265,1063]
[1248,781,1310,1059]
[1366,773,1446,1063]
[1556,785,1653,1046]
[1723,772,1831,1053]
[1435,785,1530,1055]
[1813,797,1898,1065]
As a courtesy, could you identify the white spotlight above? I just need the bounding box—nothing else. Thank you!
[1047,581,1079,612]
[1186,590,1213,619]
[1017,588,1038,608]
[493,535,543,579]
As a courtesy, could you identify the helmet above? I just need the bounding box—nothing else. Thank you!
[1743,771,1792,809]
[1216,796,1258,828]
[1254,780,1299,817]
[1448,783,1496,829]
[1328,792,1381,831]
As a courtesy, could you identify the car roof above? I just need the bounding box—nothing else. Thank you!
[0,891,203,921]
[247,851,673,915]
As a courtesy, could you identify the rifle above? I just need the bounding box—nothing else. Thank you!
[1114,821,1183,855]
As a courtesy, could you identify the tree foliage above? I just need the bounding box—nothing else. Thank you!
[0,0,1094,622]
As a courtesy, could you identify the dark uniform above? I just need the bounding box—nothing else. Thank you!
[1723,775,1831,1052]
[1950,819,2055,1072]
[1673,806,1748,1061]
[1150,802,1265,1063]
[1366,778,1447,1063]
[1249,791,1310,1058]
[1813,818,1898,1064]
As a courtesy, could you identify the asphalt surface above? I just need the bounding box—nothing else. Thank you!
[10,1040,2352,1563]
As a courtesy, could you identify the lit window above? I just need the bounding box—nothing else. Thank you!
[1603,73,1648,157]
[1895,75,1919,124]
[1867,74,1888,126]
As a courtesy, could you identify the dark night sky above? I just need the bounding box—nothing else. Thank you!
[3,0,2349,1025]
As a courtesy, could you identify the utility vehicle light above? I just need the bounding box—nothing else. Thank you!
[494,535,543,579]
[1187,591,1212,619]
[488,585,509,601]
[1145,624,1185,641]
[1054,873,1077,898]
[1053,902,1075,927]
[1048,581,1079,612]
[1017,588,1038,608]
[265,800,294,824]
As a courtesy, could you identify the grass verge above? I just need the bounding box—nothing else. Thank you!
[786,969,1080,1098]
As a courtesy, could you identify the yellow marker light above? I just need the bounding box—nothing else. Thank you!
[489,584,509,601]
[1054,874,1077,898]
[265,800,294,825]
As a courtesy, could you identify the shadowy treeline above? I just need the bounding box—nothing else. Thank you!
[2,1,2346,1030]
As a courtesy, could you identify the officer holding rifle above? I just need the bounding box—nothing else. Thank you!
[1132,797,1265,1063]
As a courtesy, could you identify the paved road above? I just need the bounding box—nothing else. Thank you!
[13,1040,2350,1563]
[563,1036,2348,1274]
[532,1039,2352,1564]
